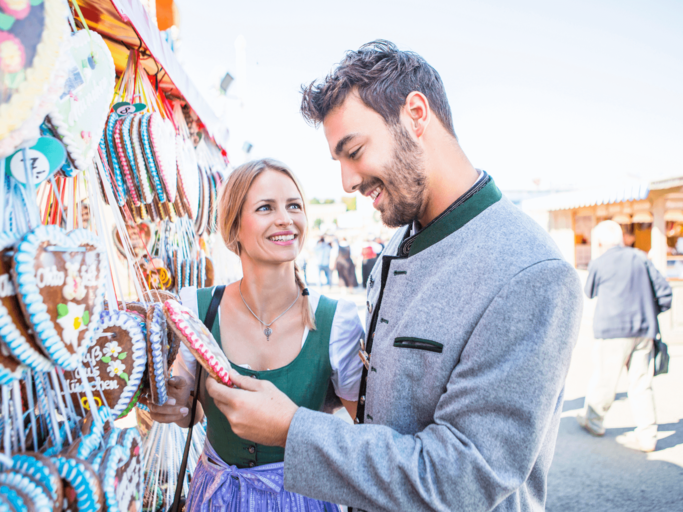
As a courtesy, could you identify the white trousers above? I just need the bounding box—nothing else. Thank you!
[583,337,657,442]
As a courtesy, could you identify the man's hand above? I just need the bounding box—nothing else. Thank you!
[205,370,298,447]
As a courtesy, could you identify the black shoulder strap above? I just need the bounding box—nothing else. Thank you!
[170,285,226,512]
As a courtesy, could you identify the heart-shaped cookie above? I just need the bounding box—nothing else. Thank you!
[62,310,146,419]
[148,114,177,204]
[0,0,69,157]
[12,453,63,512]
[12,226,107,371]
[163,299,231,385]
[0,472,52,512]
[146,303,168,405]
[48,30,115,173]
[51,456,103,512]
[176,137,199,220]
[98,436,142,512]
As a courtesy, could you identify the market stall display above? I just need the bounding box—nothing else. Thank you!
[0,1,231,510]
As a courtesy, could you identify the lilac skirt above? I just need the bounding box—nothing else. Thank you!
[185,441,341,512]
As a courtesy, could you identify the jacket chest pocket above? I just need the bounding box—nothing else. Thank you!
[393,337,443,353]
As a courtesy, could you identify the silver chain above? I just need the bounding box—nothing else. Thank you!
[238,279,300,341]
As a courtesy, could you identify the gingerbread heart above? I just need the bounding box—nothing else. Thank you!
[62,310,146,419]
[48,30,115,173]
[148,113,176,204]
[12,226,107,371]
[163,299,231,385]
[0,472,52,512]
[98,435,142,512]
[176,137,199,220]
[0,0,69,157]
[51,456,103,512]
[146,303,168,405]
[0,231,51,376]
[12,453,63,512]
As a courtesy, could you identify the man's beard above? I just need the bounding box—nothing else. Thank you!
[372,125,427,228]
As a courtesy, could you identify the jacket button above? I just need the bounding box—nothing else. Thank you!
[359,395,365,405]
[354,417,360,424]
[367,302,372,314]
[248,461,255,467]
[248,446,255,454]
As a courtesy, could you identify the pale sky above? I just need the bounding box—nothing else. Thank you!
[174,0,683,200]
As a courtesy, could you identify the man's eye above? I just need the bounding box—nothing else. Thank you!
[350,147,361,159]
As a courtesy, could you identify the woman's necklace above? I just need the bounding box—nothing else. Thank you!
[239,279,300,341]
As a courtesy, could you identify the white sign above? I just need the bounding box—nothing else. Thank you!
[10,149,51,186]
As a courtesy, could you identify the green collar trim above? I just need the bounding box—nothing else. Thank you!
[407,177,502,257]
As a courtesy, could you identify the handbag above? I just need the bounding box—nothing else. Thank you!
[169,285,226,512]
[653,319,670,377]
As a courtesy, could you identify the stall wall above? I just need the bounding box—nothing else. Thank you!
[549,210,575,267]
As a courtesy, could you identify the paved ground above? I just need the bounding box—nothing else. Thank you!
[326,278,683,511]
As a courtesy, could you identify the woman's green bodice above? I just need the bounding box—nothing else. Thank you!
[196,287,337,468]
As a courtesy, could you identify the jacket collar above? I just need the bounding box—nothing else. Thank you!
[398,172,502,257]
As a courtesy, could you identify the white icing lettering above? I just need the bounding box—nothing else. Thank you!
[80,261,100,287]
[36,266,65,288]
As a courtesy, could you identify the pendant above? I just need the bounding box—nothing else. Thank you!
[264,327,272,341]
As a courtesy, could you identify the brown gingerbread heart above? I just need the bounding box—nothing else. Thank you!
[62,310,146,419]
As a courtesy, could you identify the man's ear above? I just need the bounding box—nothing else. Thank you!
[404,91,430,139]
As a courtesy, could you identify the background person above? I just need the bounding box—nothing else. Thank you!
[577,220,672,452]
[147,158,364,511]
[334,237,358,290]
[314,236,332,287]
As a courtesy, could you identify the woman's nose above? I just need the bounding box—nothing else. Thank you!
[275,207,294,226]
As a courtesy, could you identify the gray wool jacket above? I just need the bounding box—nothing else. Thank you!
[284,175,583,512]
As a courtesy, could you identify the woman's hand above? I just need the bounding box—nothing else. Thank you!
[145,376,203,428]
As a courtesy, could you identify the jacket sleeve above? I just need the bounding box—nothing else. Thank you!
[645,260,673,313]
[283,260,583,512]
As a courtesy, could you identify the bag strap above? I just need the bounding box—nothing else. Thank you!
[170,285,226,512]
[643,260,662,340]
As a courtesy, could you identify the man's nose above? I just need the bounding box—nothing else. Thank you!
[340,162,363,194]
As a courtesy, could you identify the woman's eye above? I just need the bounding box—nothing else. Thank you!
[288,203,302,210]
[257,205,271,212]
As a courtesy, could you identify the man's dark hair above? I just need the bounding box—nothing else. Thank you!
[300,40,456,138]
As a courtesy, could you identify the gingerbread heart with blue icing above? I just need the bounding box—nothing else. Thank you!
[12,226,107,371]
[0,231,51,375]
[98,428,142,512]
[62,310,147,419]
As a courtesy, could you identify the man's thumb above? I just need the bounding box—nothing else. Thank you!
[228,369,260,391]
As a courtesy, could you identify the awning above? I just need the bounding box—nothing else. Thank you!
[75,0,229,148]
[521,183,650,212]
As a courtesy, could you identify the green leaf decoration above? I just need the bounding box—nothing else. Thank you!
[120,372,129,383]
[57,303,69,318]
[100,356,111,363]
[82,311,90,325]
[118,352,127,360]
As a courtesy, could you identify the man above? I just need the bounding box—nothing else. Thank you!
[314,236,332,287]
[577,220,671,452]
[206,40,583,511]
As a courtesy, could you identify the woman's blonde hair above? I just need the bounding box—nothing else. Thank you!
[218,158,316,330]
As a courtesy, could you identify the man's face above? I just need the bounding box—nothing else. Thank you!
[323,92,427,228]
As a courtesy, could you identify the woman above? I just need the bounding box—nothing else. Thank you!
[148,159,364,511]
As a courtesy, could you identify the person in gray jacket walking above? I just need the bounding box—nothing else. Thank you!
[577,220,672,452]
[203,40,583,511]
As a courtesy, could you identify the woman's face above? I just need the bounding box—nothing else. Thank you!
[237,169,306,265]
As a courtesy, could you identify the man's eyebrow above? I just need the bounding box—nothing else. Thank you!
[334,133,360,156]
